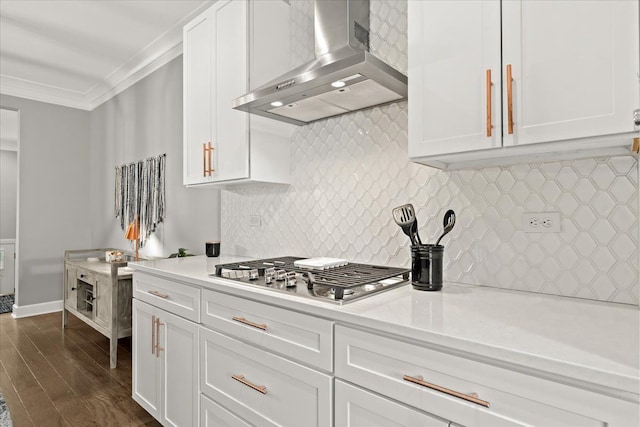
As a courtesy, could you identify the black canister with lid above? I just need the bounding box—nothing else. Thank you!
[411,244,444,291]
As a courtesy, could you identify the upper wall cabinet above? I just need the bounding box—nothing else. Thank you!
[408,0,640,170]
[183,0,293,187]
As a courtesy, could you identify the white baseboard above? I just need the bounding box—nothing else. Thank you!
[12,300,63,319]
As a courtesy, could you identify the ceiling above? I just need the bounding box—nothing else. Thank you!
[0,0,213,110]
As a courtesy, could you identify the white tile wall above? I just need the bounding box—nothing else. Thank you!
[221,0,639,305]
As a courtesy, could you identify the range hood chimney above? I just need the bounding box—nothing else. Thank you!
[232,0,408,126]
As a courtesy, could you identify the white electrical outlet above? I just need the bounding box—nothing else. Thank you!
[249,215,261,227]
[522,212,560,233]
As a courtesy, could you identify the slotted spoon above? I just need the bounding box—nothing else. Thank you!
[392,204,422,245]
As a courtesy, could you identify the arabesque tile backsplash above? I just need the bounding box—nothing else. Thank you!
[221,0,639,305]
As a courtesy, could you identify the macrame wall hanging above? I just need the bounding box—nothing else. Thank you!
[114,154,166,248]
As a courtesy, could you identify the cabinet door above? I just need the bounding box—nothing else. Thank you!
[201,394,251,427]
[132,299,162,421]
[65,265,77,310]
[502,0,639,146]
[94,276,111,330]
[183,7,214,185]
[408,0,502,158]
[159,309,199,427]
[212,0,250,182]
[335,380,449,427]
[200,327,332,427]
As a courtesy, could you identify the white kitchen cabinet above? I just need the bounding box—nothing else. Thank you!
[335,325,637,427]
[200,394,251,427]
[183,0,293,187]
[132,299,161,419]
[409,0,640,170]
[201,288,334,371]
[200,326,333,427]
[335,380,449,427]
[132,298,199,427]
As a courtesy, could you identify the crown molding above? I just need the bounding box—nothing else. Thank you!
[0,1,213,112]
[0,75,91,110]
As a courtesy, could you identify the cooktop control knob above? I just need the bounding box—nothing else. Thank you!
[264,267,276,285]
[284,271,297,288]
[275,269,287,281]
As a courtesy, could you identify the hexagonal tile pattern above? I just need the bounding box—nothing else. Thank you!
[221,0,639,305]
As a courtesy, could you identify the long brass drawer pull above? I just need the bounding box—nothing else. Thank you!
[232,374,267,394]
[506,64,514,135]
[151,315,156,355]
[155,319,164,358]
[203,142,207,177]
[232,316,267,331]
[486,69,492,137]
[148,290,169,299]
[403,375,490,408]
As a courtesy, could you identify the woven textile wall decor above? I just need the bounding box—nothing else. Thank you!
[114,154,166,248]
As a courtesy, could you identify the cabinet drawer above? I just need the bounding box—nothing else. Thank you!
[200,394,251,427]
[335,325,605,427]
[200,326,332,427]
[336,380,448,427]
[201,289,333,371]
[76,268,95,284]
[133,272,200,322]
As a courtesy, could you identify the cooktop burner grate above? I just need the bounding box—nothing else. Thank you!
[214,256,409,289]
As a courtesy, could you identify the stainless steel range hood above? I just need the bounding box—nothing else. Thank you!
[232,0,408,126]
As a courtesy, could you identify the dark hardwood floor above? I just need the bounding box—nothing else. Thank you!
[0,311,161,426]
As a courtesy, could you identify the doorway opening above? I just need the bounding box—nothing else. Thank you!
[0,107,20,314]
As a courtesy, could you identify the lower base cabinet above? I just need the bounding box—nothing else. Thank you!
[335,380,449,427]
[199,326,333,427]
[335,325,637,427]
[200,394,251,427]
[132,299,199,427]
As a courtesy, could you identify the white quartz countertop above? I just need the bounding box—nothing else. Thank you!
[130,255,640,396]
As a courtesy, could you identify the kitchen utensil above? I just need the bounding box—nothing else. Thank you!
[411,218,423,246]
[435,209,456,246]
[392,204,420,245]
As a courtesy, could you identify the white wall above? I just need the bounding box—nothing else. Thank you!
[0,95,92,306]
[89,56,221,258]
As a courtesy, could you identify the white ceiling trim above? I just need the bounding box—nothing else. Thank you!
[0,1,213,111]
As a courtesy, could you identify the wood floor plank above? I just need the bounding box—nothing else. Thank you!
[0,367,35,427]
[0,312,161,427]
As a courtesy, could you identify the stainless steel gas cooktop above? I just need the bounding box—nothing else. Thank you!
[211,257,410,304]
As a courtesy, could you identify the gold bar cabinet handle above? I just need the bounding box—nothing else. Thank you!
[232,316,267,331]
[155,319,164,358]
[486,69,492,137]
[506,64,514,135]
[202,142,207,177]
[632,137,639,154]
[208,141,214,175]
[148,290,169,299]
[403,375,490,408]
[231,374,267,394]
[151,315,156,355]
